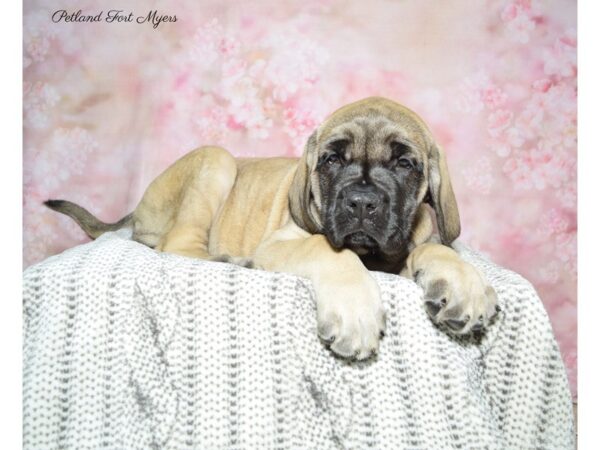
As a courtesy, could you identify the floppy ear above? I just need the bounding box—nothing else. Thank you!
[289,131,321,233]
[427,143,461,245]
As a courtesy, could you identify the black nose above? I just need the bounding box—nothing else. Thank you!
[344,186,381,219]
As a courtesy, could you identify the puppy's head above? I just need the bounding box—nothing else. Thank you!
[290,97,460,265]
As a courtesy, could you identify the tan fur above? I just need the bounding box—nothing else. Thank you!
[48,96,496,358]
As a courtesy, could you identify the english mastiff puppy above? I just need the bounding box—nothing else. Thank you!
[46,97,498,360]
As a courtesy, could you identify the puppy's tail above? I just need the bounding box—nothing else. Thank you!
[44,199,133,239]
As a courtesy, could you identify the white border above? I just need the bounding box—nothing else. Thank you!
[0,0,23,447]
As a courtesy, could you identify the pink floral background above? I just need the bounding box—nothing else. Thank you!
[23,0,577,397]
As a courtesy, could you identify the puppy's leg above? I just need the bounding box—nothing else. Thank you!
[402,243,499,334]
[255,221,386,359]
[133,146,237,259]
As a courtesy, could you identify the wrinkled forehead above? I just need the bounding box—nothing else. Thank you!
[317,102,432,160]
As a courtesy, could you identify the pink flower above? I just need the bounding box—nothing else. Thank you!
[218,36,240,57]
[502,157,535,190]
[514,0,533,10]
[543,34,577,78]
[505,127,525,147]
[23,81,60,130]
[532,78,552,93]
[508,13,536,44]
[501,1,537,43]
[25,34,50,63]
[555,232,577,276]
[491,141,512,158]
[538,262,560,284]
[455,89,484,114]
[538,209,569,239]
[260,31,329,102]
[187,19,241,66]
[24,128,98,194]
[23,10,57,65]
[461,157,494,195]
[454,71,490,113]
[517,91,546,131]
[487,109,513,137]
[222,58,247,79]
[192,103,229,143]
[501,3,519,22]
[557,184,577,209]
[281,101,326,149]
[482,86,507,109]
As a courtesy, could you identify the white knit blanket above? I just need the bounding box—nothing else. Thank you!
[23,230,575,449]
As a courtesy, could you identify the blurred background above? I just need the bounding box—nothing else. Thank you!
[23,0,577,397]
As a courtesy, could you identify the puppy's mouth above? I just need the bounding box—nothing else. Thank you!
[342,231,379,254]
[324,212,388,252]
[344,231,377,247]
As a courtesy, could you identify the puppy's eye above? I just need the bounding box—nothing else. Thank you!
[326,154,342,165]
[395,157,414,170]
[390,141,414,170]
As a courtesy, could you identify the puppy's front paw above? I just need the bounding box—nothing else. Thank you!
[415,261,499,335]
[315,272,386,360]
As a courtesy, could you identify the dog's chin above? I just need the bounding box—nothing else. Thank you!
[343,232,379,255]
[327,225,412,260]
[326,229,381,255]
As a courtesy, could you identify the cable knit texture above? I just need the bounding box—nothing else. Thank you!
[23,230,575,449]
